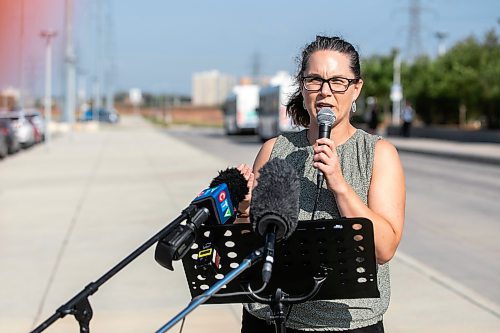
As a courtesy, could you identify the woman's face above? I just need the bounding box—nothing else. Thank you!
[301,50,363,126]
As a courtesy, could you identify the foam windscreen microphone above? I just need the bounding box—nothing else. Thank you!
[155,167,248,271]
[251,159,300,239]
[207,167,248,221]
[192,167,249,225]
[250,158,300,283]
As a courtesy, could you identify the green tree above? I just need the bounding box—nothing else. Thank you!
[478,30,500,128]
[402,55,446,124]
[361,51,395,123]
[400,29,500,128]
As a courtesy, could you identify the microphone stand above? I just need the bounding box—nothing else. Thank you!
[154,247,264,333]
[247,275,328,333]
[31,206,208,333]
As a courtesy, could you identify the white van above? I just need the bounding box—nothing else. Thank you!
[223,85,259,135]
[257,73,300,141]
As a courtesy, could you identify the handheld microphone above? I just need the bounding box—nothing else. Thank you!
[317,107,336,188]
[250,158,300,283]
[155,168,248,270]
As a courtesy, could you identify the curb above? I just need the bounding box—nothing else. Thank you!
[394,146,500,166]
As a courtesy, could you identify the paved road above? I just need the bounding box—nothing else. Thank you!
[166,126,500,305]
[400,153,500,303]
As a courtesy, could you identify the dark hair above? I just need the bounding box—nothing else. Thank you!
[286,35,362,127]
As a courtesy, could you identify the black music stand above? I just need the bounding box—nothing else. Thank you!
[181,218,379,332]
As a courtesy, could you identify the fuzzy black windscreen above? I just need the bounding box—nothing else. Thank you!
[250,159,300,240]
[209,167,249,206]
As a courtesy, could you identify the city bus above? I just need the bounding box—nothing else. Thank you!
[256,74,300,141]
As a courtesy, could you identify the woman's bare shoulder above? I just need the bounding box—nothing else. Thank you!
[375,138,399,160]
[253,137,278,174]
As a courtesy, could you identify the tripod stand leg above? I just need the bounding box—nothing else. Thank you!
[73,297,92,333]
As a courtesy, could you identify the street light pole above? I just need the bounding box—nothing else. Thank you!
[391,49,403,125]
[434,31,449,57]
[40,30,57,146]
[64,0,76,125]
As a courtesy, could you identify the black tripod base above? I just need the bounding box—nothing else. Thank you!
[269,289,287,333]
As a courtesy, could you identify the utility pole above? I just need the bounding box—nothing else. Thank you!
[88,0,102,120]
[64,0,76,124]
[40,30,57,146]
[93,0,103,112]
[18,0,25,109]
[104,0,115,112]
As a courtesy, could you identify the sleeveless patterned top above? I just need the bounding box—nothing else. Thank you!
[245,129,390,331]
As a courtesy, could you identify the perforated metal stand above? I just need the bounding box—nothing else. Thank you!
[181,218,380,331]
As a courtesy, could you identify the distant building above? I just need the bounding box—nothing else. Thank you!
[192,70,235,106]
[0,87,20,110]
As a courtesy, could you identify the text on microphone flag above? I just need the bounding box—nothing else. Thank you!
[218,190,226,202]
[191,183,235,224]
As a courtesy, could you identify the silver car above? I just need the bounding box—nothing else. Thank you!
[25,110,46,142]
[0,111,35,148]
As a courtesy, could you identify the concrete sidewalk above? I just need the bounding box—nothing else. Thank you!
[0,115,498,333]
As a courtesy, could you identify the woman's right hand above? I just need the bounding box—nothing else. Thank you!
[235,137,276,222]
[236,163,255,221]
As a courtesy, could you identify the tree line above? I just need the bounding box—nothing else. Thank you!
[361,29,500,129]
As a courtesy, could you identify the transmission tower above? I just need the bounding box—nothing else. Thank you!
[406,0,423,61]
[251,51,261,84]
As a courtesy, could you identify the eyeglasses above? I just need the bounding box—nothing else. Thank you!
[302,76,359,93]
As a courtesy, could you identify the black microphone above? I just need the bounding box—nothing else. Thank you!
[250,159,300,284]
[208,167,248,212]
[316,107,336,188]
[155,167,248,270]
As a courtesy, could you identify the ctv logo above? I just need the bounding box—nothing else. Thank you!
[218,190,226,203]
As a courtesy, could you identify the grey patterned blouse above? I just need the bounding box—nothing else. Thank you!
[245,128,390,331]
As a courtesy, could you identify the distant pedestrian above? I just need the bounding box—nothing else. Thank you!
[368,103,380,134]
[401,101,414,137]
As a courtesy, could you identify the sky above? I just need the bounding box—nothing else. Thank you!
[0,0,64,99]
[0,0,499,98]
